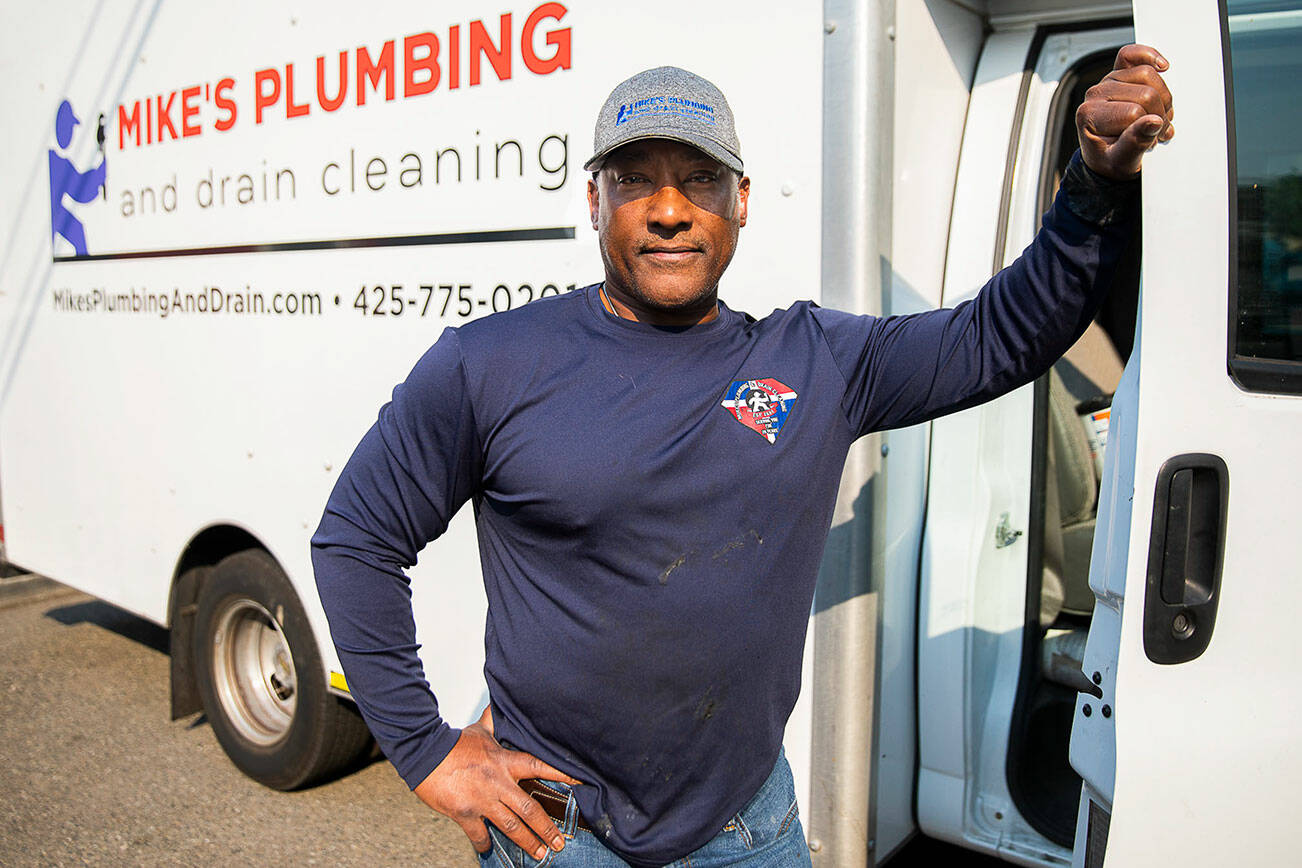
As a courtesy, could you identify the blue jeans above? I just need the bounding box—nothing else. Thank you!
[478,750,811,867]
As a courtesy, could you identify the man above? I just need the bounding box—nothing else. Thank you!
[312,48,1173,867]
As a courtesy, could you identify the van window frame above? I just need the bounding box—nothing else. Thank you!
[1224,0,1302,393]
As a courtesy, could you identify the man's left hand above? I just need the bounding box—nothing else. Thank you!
[1076,44,1175,180]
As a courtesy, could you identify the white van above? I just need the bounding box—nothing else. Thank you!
[0,1,1296,866]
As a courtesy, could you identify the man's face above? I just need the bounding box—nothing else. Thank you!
[587,139,749,322]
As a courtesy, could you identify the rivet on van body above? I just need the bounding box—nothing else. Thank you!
[824,21,836,34]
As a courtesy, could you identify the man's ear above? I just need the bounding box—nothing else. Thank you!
[587,177,601,230]
[737,175,750,228]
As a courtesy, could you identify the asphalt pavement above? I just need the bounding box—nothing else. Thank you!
[0,575,477,867]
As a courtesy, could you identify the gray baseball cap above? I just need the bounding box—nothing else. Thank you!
[583,66,743,174]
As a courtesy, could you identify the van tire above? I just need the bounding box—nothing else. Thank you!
[192,548,372,790]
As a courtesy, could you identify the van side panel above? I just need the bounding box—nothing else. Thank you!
[0,0,823,761]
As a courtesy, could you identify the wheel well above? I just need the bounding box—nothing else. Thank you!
[167,525,266,720]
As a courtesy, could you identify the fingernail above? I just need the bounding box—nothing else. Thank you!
[535,846,548,859]
[1146,120,1163,136]
[552,836,565,851]
[1156,54,1169,70]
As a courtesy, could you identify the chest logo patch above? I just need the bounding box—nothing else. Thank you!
[721,378,798,444]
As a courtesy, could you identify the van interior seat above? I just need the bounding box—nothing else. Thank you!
[1041,323,1123,685]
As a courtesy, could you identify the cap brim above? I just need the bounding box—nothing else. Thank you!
[583,132,744,174]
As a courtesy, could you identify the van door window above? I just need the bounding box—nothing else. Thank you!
[1228,0,1302,391]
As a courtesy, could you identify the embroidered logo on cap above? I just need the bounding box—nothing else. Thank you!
[615,95,718,127]
[721,378,798,444]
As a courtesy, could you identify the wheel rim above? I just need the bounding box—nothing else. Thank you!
[210,597,297,746]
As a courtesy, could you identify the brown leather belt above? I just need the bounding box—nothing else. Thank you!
[521,779,591,834]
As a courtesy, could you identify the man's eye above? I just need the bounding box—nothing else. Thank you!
[618,174,648,185]
[688,172,719,184]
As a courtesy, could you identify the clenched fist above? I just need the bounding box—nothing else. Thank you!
[1077,44,1176,179]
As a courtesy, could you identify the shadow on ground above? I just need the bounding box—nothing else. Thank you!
[44,599,169,653]
[887,833,1012,866]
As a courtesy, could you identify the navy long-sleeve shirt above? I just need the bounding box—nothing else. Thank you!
[311,153,1137,866]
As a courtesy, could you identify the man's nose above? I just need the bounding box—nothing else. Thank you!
[646,184,692,233]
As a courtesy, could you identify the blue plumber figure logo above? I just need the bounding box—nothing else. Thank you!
[49,99,107,257]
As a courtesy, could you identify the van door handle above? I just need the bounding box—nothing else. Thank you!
[1142,454,1229,664]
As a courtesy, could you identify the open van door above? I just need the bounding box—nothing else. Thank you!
[1071,1,1302,865]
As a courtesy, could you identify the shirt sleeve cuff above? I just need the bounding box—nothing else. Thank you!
[397,722,464,790]
[1059,149,1141,227]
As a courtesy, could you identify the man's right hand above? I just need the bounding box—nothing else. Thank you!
[413,706,583,860]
